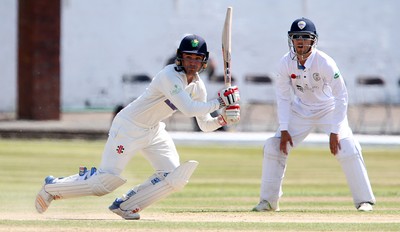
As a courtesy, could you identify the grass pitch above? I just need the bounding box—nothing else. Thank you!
[0,139,399,231]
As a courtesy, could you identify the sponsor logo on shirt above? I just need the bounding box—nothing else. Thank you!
[334,72,341,79]
[170,84,182,95]
[304,84,319,92]
[296,84,319,93]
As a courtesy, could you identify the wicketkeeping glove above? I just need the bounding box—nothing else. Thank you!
[218,86,240,107]
[217,104,240,126]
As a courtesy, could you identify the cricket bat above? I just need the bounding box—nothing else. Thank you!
[222,7,233,87]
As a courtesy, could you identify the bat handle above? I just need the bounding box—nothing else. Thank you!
[224,66,231,87]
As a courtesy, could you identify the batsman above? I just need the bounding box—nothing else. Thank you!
[35,34,240,220]
[253,18,375,212]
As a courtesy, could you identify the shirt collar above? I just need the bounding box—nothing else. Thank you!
[180,71,200,85]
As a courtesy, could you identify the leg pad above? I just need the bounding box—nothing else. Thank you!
[118,160,199,213]
[45,173,126,199]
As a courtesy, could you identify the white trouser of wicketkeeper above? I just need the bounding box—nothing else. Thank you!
[259,110,376,209]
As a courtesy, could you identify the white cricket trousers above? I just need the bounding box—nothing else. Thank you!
[99,115,180,176]
[259,110,376,208]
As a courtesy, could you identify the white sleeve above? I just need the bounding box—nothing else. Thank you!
[324,61,348,134]
[158,72,220,117]
[191,79,222,132]
[275,57,292,131]
[196,114,222,132]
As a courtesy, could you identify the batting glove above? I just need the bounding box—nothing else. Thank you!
[218,86,240,107]
[218,104,240,126]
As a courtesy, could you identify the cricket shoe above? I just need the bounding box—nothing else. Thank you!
[109,198,140,220]
[35,176,56,213]
[252,200,280,212]
[357,202,373,212]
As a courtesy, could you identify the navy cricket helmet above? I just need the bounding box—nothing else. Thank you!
[176,34,209,72]
[288,17,318,37]
[177,34,209,58]
[287,17,318,59]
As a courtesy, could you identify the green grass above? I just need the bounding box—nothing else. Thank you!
[0,139,399,231]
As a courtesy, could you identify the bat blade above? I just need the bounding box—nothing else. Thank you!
[222,7,232,87]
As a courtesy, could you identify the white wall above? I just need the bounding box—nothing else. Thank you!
[1,0,399,112]
[0,0,17,112]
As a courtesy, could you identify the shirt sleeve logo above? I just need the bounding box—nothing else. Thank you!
[334,72,341,79]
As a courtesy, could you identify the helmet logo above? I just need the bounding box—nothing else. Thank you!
[298,21,306,30]
[191,39,199,47]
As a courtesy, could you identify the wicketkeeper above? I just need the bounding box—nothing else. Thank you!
[253,18,375,212]
[35,34,240,220]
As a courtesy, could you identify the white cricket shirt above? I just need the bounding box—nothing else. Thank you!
[276,49,348,134]
[118,64,221,131]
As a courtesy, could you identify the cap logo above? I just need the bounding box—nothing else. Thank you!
[298,21,306,30]
[191,39,199,47]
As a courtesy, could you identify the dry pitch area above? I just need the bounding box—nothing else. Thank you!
[1,195,399,232]
[2,208,398,223]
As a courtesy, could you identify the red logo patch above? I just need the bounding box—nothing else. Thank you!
[291,74,297,79]
[116,145,125,154]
